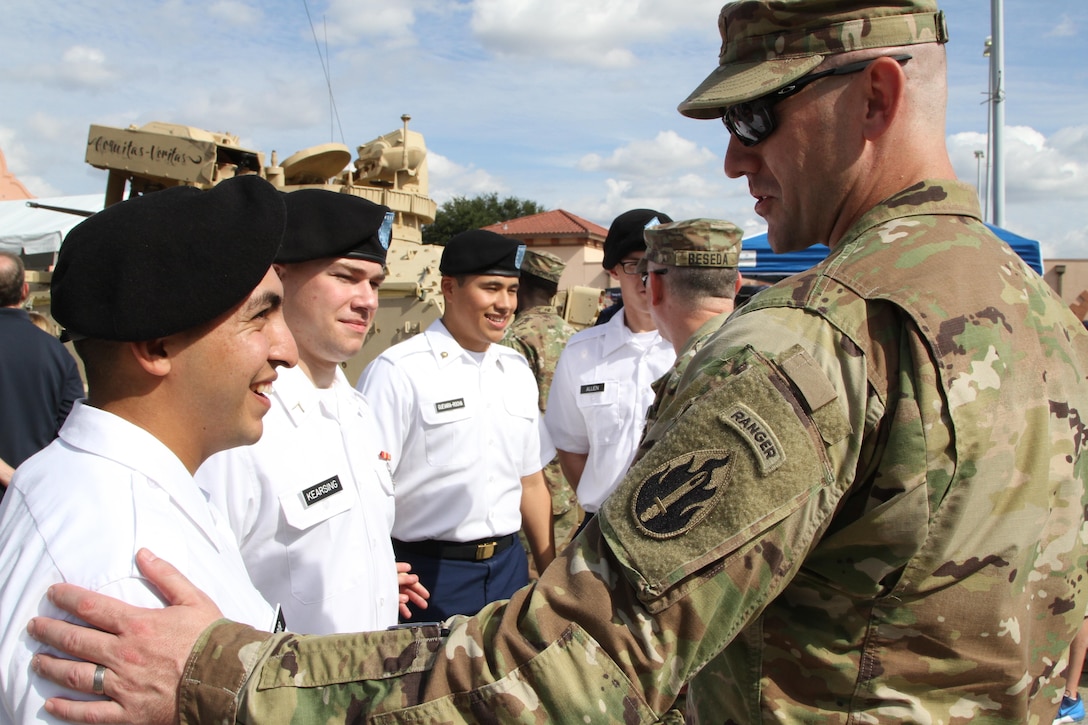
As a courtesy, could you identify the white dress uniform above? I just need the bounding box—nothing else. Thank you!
[197,365,399,635]
[544,308,675,513]
[356,319,551,543]
[0,402,275,725]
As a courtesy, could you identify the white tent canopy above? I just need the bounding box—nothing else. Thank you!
[0,194,102,256]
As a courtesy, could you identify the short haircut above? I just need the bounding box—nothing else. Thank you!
[662,266,739,307]
[0,251,25,307]
[520,272,558,300]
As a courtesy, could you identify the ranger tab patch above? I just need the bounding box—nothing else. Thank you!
[721,404,785,474]
[302,475,343,507]
[632,449,733,539]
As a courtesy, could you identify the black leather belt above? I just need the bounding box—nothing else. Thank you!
[393,533,517,561]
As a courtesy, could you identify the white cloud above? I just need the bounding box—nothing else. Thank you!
[470,0,720,68]
[1050,126,1088,165]
[21,113,72,144]
[948,126,1088,258]
[577,130,717,176]
[208,0,262,26]
[1048,15,1076,38]
[948,126,1088,204]
[26,45,118,90]
[427,152,509,204]
[0,128,62,197]
[320,0,418,47]
[179,80,329,136]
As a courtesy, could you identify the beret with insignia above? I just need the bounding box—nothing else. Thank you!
[440,229,525,278]
[277,189,394,266]
[51,175,285,342]
[602,208,673,270]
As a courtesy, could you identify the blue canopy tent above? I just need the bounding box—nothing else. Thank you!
[740,223,1043,278]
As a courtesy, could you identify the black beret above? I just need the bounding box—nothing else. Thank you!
[51,175,286,341]
[277,189,394,265]
[440,229,525,277]
[602,208,673,270]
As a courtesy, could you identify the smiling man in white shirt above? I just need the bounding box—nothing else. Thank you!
[197,189,428,634]
[0,175,296,724]
[357,229,555,622]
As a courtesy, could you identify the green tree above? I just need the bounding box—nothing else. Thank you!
[422,193,545,245]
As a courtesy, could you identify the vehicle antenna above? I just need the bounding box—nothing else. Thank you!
[302,0,347,146]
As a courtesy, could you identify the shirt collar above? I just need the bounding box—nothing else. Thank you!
[833,179,984,252]
[599,307,662,357]
[58,401,227,552]
[424,318,502,369]
[274,365,362,426]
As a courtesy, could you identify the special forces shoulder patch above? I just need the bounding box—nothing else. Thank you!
[632,449,734,539]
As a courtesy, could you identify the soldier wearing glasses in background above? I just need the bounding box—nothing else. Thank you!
[24,1,1088,723]
[544,209,675,529]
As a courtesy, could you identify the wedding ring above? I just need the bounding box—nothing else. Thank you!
[92,664,107,695]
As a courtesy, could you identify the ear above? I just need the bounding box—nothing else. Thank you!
[127,338,172,378]
[860,56,906,141]
[440,275,456,300]
[273,262,287,280]
[734,272,744,297]
[607,266,621,282]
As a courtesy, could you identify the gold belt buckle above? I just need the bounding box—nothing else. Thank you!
[475,541,497,560]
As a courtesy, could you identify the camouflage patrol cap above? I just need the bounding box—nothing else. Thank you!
[678,0,949,119]
[644,218,744,268]
[521,249,566,284]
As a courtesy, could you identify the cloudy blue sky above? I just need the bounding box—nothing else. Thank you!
[1,1,1085,259]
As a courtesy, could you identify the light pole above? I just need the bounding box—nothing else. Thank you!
[982,37,992,223]
[974,150,985,208]
[989,0,1006,228]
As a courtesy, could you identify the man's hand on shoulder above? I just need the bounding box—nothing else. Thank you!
[27,548,223,725]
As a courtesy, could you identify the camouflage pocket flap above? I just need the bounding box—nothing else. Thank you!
[369,623,656,724]
[256,624,444,690]
[600,345,830,608]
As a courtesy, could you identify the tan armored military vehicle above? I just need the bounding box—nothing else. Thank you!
[84,116,444,381]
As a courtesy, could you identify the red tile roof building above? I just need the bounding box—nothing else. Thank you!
[483,210,610,290]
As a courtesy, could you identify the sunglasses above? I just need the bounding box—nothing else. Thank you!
[721,54,912,147]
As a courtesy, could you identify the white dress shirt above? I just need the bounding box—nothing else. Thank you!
[357,319,551,543]
[198,365,399,634]
[544,309,675,512]
[0,403,274,725]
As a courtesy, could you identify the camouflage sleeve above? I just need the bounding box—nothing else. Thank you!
[501,332,539,378]
[180,307,875,723]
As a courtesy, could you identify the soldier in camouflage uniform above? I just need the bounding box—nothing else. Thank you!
[638,218,744,439]
[501,250,583,568]
[27,1,1088,723]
